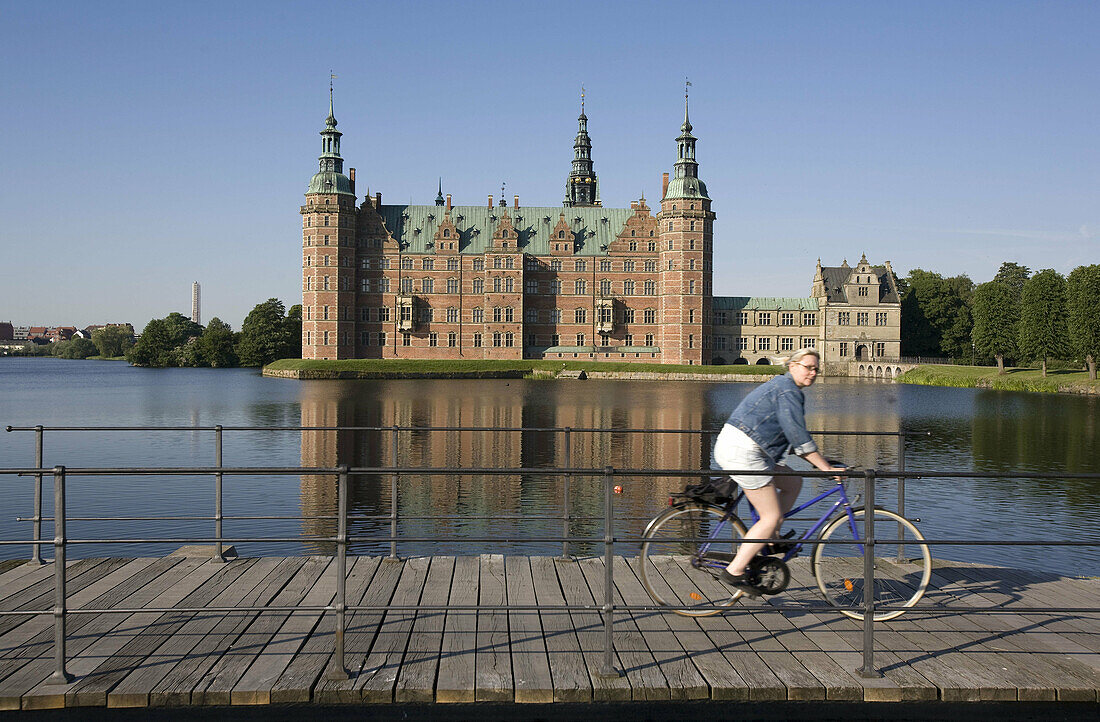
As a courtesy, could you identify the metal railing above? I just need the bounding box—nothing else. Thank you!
[2,424,1098,688]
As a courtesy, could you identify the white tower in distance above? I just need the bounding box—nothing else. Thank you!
[191,282,201,325]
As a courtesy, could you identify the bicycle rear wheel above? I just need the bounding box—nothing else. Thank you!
[811,507,932,621]
[638,503,748,617]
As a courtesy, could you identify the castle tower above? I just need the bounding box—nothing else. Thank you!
[564,90,600,207]
[301,85,358,359]
[658,90,714,364]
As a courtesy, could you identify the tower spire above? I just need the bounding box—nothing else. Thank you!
[564,85,599,207]
[306,77,353,197]
[663,82,709,201]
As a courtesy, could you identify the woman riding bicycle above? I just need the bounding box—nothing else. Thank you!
[711,348,844,595]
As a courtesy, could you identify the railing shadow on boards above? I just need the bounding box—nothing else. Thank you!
[4,424,928,565]
[1,462,1098,687]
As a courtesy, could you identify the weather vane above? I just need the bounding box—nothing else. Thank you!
[685,76,692,100]
[581,84,585,113]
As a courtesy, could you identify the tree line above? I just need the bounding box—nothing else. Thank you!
[30,299,302,369]
[901,263,1100,378]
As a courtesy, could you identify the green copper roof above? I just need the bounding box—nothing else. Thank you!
[307,171,354,195]
[713,296,819,311]
[663,175,709,201]
[377,204,639,255]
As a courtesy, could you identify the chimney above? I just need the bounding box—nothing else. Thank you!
[488,194,493,209]
[375,192,382,208]
[513,195,519,209]
[630,201,638,210]
[662,173,669,198]
[446,194,452,211]
[348,168,356,195]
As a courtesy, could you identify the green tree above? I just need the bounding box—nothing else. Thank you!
[162,312,203,348]
[236,298,294,367]
[285,304,302,359]
[60,337,98,359]
[126,319,174,367]
[971,281,1018,373]
[91,325,134,358]
[900,269,974,360]
[1067,264,1100,380]
[1018,269,1069,377]
[196,317,239,367]
[993,262,1030,298]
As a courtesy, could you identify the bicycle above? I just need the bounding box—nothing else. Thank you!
[638,469,932,621]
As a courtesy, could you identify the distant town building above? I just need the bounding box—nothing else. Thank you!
[0,322,13,342]
[191,282,201,326]
[299,91,901,370]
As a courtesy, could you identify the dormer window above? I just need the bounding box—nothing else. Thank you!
[443,228,450,238]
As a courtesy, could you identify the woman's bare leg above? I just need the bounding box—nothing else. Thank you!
[726,483,781,576]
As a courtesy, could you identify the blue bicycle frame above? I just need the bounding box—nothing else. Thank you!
[697,480,863,569]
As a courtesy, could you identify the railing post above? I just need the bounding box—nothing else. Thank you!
[389,426,399,560]
[896,432,906,562]
[327,464,349,679]
[31,425,44,565]
[213,425,225,563]
[560,427,572,560]
[596,466,621,679]
[857,468,881,678]
[47,465,74,684]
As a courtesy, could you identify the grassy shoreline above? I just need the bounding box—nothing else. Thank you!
[263,358,784,380]
[898,364,1099,395]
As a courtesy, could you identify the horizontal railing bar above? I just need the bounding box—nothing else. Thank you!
[6,424,926,436]
[5,466,1100,481]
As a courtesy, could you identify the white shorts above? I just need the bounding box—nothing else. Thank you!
[712,425,778,490]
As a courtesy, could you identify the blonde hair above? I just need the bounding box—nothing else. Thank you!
[781,347,820,368]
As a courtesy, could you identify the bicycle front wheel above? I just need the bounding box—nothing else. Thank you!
[638,503,748,617]
[811,507,932,621]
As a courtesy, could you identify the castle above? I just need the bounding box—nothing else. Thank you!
[300,90,901,371]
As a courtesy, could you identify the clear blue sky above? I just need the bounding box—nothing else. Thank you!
[2,1,1097,329]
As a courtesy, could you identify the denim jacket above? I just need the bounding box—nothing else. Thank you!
[725,373,818,463]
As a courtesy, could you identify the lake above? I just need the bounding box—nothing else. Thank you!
[1,357,1097,577]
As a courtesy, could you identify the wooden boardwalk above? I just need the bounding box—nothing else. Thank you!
[0,554,1097,709]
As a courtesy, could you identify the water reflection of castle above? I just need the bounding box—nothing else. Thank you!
[298,380,711,546]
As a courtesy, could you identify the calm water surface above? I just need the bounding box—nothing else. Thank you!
[1,357,1097,576]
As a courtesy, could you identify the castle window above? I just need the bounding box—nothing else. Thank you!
[629,241,637,251]
[838,312,850,326]
[423,258,434,270]
[323,331,329,345]
[600,279,612,295]
[668,260,674,270]
[550,279,561,294]
[668,223,673,232]
[645,260,656,272]
[447,307,458,323]
[648,241,656,251]
[551,260,561,271]
[574,279,587,295]
[429,332,438,347]
[858,286,869,297]
[758,337,771,351]
[875,342,886,357]
[493,277,502,292]
[558,230,565,238]
[379,307,390,322]
[494,256,502,269]
[472,278,484,294]
[688,280,696,294]
[803,312,817,326]
[840,342,849,357]
[402,333,411,346]
[624,260,634,272]
[689,309,695,323]
[672,205,677,211]
[504,307,514,322]
[645,333,653,345]
[525,308,537,323]
[688,335,694,349]
[631,230,636,237]
[443,228,450,238]
[758,312,772,325]
[493,332,502,347]
[575,260,586,271]
[505,332,514,347]
[400,278,412,293]
[323,235,329,245]
[781,337,794,351]
[526,280,537,294]
[876,312,888,326]
[400,257,412,270]
[780,312,795,326]
[472,307,484,323]
[690,221,696,231]
[857,312,869,326]
[505,257,514,269]
[600,260,611,272]
[689,259,696,270]
[623,309,635,323]
[550,309,561,323]
[802,337,815,349]
[448,258,459,271]
[448,332,457,347]
[644,280,656,295]
[324,216,330,226]
[422,278,433,294]
[739,311,749,324]
[623,280,635,295]
[576,333,585,346]
[575,308,587,323]
[447,278,459,294]
[473,332,482,347]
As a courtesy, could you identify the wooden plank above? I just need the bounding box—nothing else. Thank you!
[354,556,429,702]
[291,556,388,703]
[621,555,748,700]
[473,554,512,702]
[0,558,157,665]
[106,557,291,707]
[0,557,187,711]
[652,556,784,701]
[927,562,1100,701]
[435,556,478,702]
[503,556,553,703]
[575,556,669,701]
[66,558,261,708]
[0,559,122,640]
[193,557,324,706]
[528,556,593,702]
[393,556,454,703]
[609,557,708,699]
[230,557,335,705]
[18,557,218,710]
